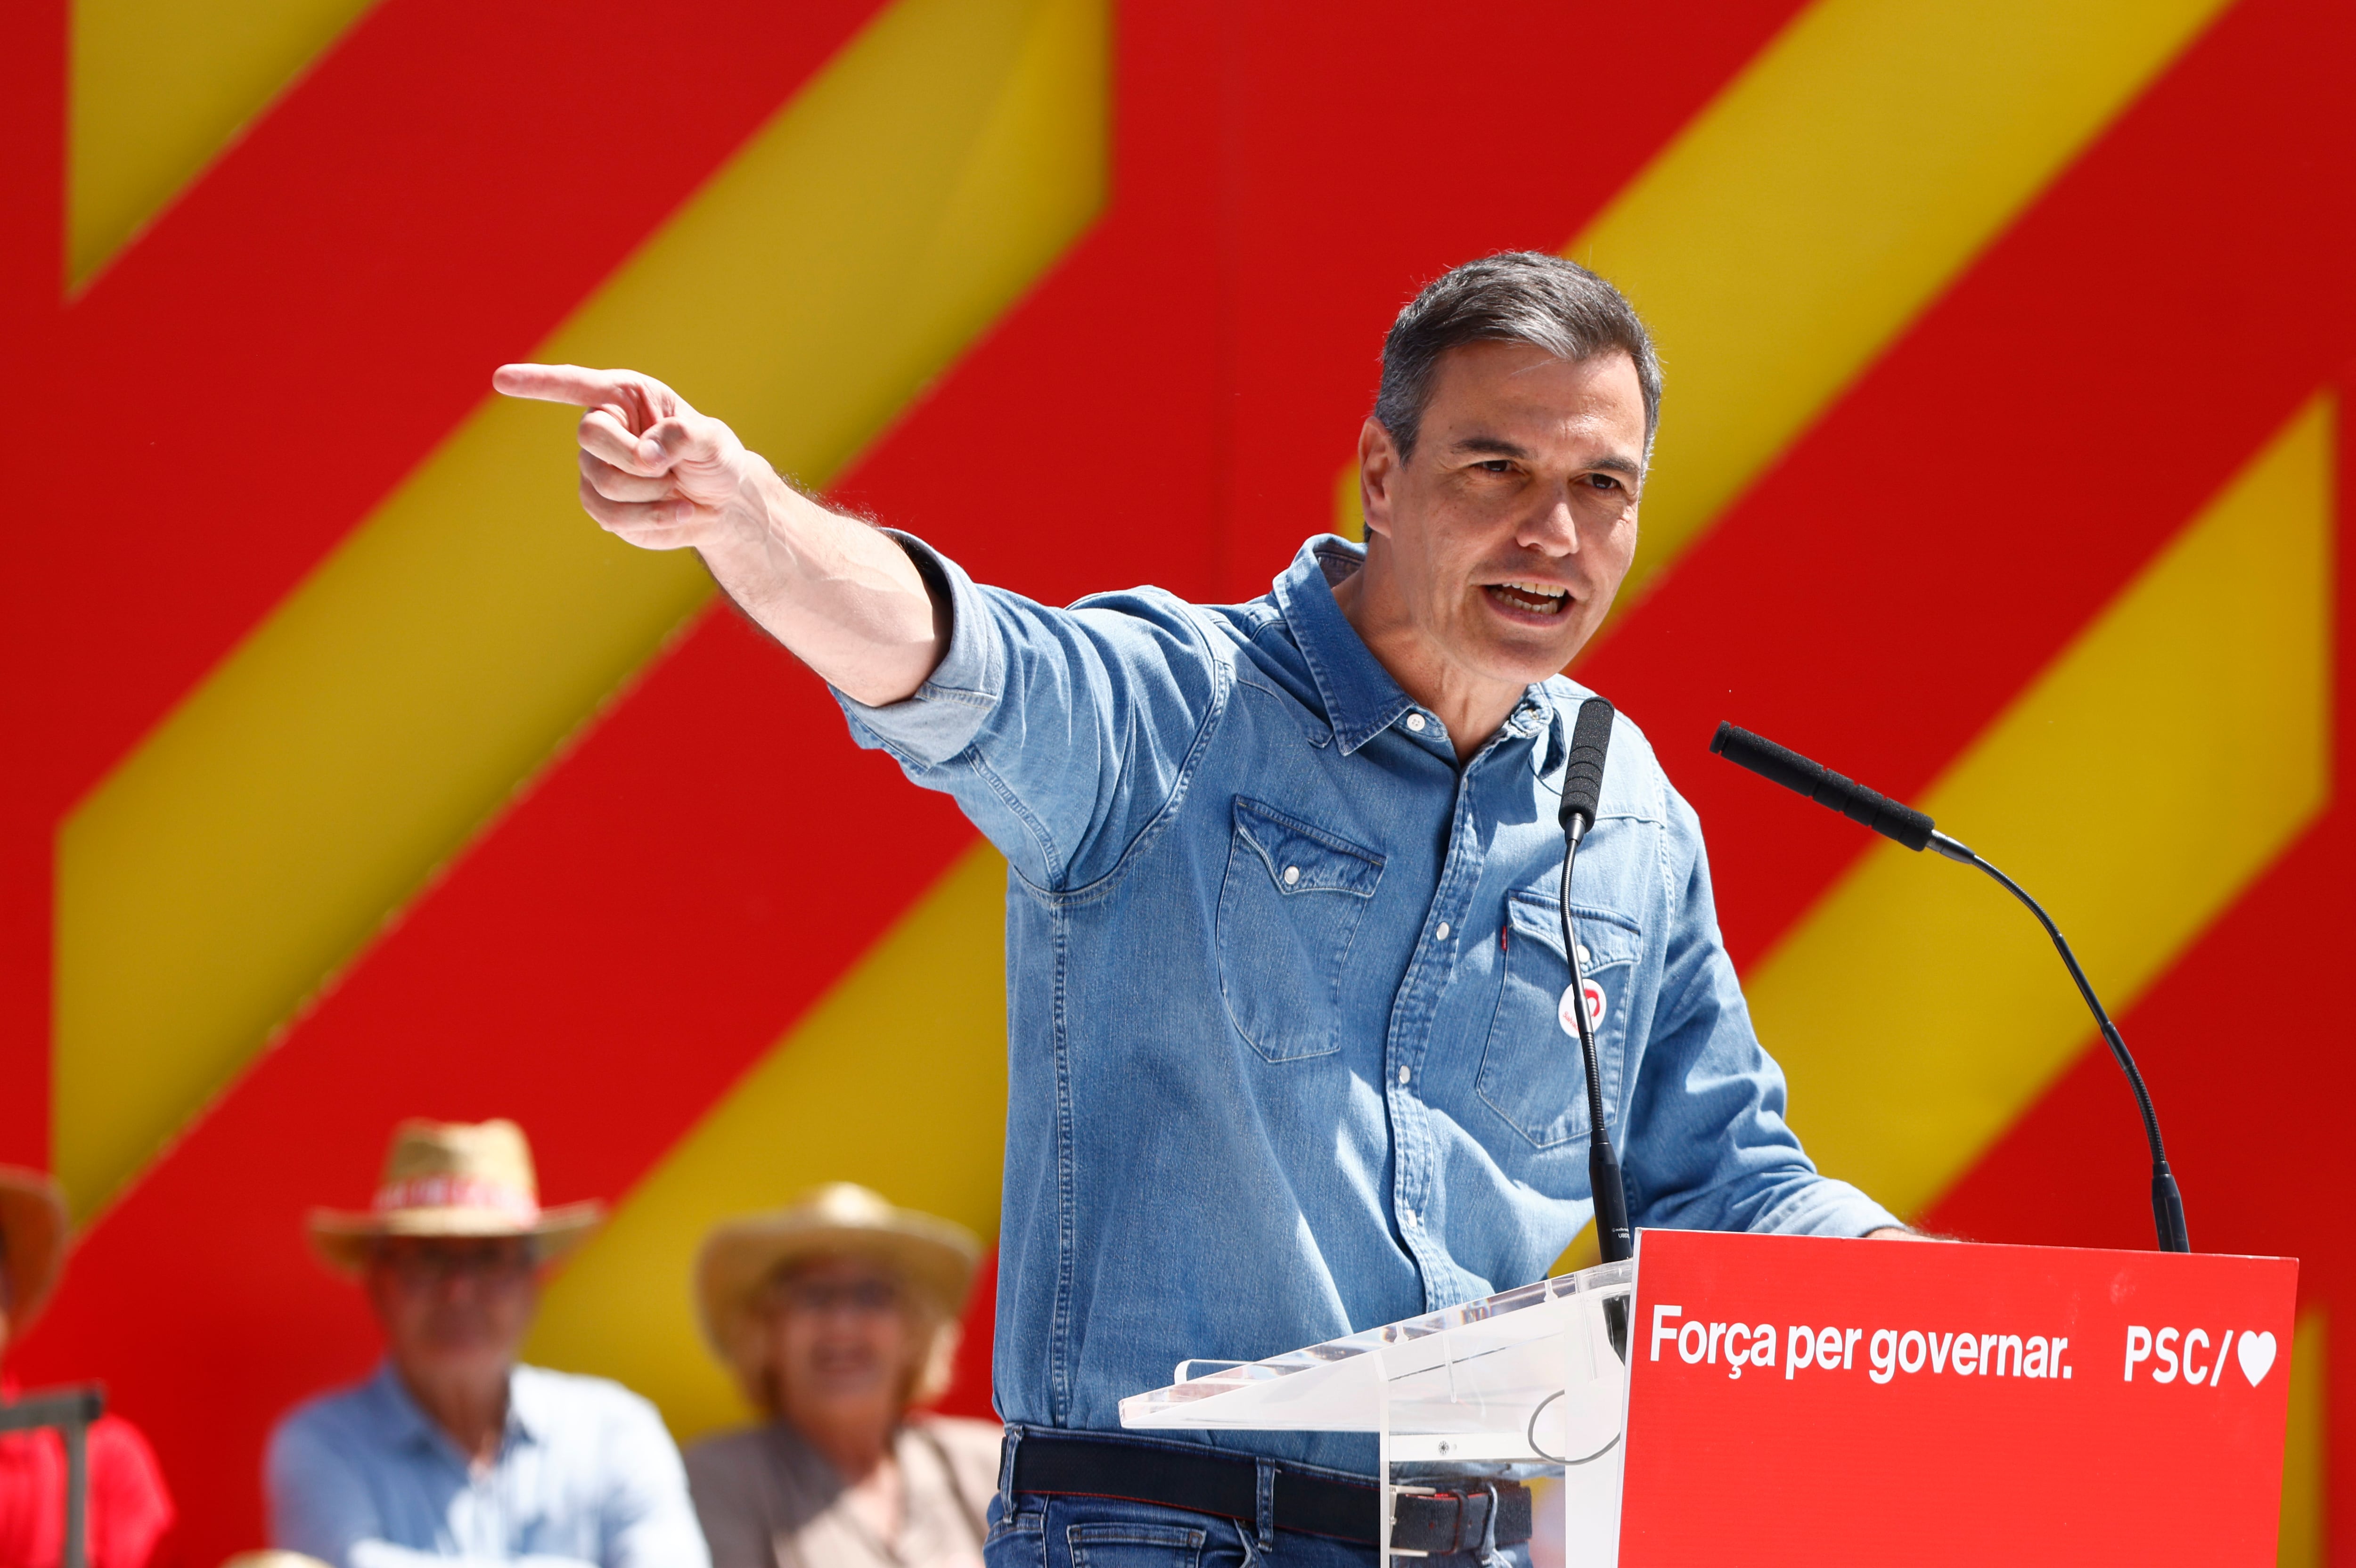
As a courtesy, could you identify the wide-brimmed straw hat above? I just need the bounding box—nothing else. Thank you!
[0,1167,69,1334]
[695,1184,981,1404]
[307,1119,603,1274]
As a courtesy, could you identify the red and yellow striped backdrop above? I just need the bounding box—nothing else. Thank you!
[3,1,2347,1560]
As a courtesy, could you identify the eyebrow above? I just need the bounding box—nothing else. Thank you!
[1452,433,1644,479]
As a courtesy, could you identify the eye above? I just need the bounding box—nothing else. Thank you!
[1585,472,1624,492]
[1473,459,1516,474]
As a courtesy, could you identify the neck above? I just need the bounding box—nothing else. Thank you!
[792,1402,898,1484]
[396,1360,511,1467]
[1331,548,1523,762]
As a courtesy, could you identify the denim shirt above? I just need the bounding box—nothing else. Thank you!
[266,1361,710,1568]
[838,534,1898,1472]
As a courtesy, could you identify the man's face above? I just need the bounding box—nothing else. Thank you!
[363,1236,539,1390]
[762,1255,922,1431]
[1359,341,1646,689]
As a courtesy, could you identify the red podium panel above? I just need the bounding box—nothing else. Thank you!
[1620,1230,2296,1566]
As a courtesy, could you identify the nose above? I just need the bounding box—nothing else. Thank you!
[1518,487,1581,556]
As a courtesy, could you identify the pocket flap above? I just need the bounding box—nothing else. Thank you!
[1232,797,1384,897]
[1505,890,1641,967]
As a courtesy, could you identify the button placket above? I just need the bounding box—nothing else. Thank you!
[1387,762,1493,1307]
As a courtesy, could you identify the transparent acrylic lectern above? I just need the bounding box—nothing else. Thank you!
[1120,1261,1634,1568]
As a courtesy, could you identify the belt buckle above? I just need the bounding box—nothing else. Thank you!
[1386,1484,1467,1558]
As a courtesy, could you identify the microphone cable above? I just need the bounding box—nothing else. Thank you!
[1709,721,2190,1253]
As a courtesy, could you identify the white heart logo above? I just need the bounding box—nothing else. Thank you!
[2238,1330,2278,1387]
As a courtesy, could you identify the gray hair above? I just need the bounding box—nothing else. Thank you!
[1372,252,1662,460]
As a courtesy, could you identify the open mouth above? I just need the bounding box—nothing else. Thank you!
[1485,580,1570,617]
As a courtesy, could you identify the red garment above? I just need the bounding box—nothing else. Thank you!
[0,1378,175,1568]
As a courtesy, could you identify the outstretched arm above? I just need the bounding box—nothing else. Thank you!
[494,363,947,705]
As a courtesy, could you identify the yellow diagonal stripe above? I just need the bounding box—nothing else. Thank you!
[1746,395,2333,1219]
[54,0,1106,1220]
[527,841,1010,1441]
[1338,0,2232,584]
[71,0,382,286]
[2279,1307,2326,1567]
[1585,0,2230,605]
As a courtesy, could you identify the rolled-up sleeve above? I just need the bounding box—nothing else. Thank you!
[1624,788,1903,1240]
[834,532,1230,893]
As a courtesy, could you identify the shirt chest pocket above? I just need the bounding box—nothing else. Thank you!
[1215,797,1385,1063]
[1477,890,1644,1149]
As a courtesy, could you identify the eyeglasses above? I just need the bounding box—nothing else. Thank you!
[372,1239,536,1286]
[768,1276,903,1318]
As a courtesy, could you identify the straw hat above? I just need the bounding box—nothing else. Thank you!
[0,1167,69,1335]
[695,1184,981,1406]
[307,1119,603,1274]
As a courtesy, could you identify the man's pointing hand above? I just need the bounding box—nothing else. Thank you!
[493,363,753,552]
[493,363,948,705]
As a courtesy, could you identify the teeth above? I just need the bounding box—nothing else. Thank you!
[1495,581,1566,599]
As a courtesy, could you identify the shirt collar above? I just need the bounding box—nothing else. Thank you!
[369,1358,540,1457]
[1269,536,1419,756]
[1271,535,1561,759]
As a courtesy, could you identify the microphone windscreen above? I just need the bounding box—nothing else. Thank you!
[1559,698,1616,832]
[1709,722,1935,851]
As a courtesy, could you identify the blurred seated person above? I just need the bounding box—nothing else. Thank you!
[687,1186,998,1568]
[0,1166,176,1568]
[266,1120,708,1568]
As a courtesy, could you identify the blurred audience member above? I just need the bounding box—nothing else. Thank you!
[687,1185,997,1568]
[267,1121,707,1568]
[0,1166,176,1568]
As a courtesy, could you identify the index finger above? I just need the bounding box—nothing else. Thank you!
[492,363,630,408]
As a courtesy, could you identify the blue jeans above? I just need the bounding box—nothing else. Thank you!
[985,1428,1530,1568]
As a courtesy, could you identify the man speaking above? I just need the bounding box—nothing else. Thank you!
[499,252,1906,1566]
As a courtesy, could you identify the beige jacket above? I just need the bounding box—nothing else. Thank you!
[687,1416,1002,1568]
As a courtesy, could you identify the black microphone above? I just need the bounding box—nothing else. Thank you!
[1560,699,1634,1274]
[1709,721,2191,1254]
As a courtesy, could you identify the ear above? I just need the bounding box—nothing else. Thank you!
[1358,418,1402,541]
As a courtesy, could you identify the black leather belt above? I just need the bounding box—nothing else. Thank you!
[1006,1433,1532,1553]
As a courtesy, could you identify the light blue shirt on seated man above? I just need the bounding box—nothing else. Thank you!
[835,531,1899,1475]
[266,1360,711,1568]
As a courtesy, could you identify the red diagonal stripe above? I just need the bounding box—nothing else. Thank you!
[1583,0,2356,965]
[1213,0,1813,595]
[41,0,887,812]
[0,1,63,1163]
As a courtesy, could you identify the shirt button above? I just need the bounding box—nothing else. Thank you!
[1402,1208,1418,1227]
[1577,944,1592,965]
[1434,922,1451,941]
[1283,866,1300,886]
[1406,713,1427,732]
[1398,1065,1411,1085]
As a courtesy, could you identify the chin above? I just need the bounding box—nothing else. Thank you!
[1476,638,1581,688]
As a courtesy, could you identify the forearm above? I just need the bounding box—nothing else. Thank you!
[353,1545,596,1568]
[696,458,947,704]
[493,362,947,704]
